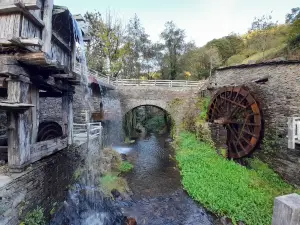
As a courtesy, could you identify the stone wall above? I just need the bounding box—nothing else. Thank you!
[208,62,300,187]
[39,85,102,126]
[0,138,99,225]
[39,97,62,127]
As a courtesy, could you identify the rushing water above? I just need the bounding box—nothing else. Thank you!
[114,134,216,225]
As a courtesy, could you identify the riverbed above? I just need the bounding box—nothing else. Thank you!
[115,134,217,225]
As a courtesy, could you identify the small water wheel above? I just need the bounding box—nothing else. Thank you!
[207,86,262,158]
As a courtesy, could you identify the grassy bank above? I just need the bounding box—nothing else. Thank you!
[175,132,297,225]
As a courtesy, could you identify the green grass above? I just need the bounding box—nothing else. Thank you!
[176,132,297,225]
[241,44,287,64]
[119,161,134,173]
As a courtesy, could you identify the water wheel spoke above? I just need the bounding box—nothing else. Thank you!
[243,129,258,138]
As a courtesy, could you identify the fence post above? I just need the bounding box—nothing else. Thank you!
[288,117,296,149]
[108,76,110,84]
[171,80,173,87]
[186,80,188,86]
[155,80,156,86]
[99,122,102,148]
[87,123,90,148]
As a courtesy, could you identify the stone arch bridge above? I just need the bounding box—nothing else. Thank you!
[114,80,207,129]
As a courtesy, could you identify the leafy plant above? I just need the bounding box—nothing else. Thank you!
[176,132,296,225]
[119,161,134,173]
[22,207,45,225]
[144,115,166,133]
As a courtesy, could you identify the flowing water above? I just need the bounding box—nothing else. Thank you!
[114,134,216,225]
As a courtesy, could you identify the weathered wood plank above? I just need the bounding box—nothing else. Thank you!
[30,137,68,162]
[0,0,41,10]
[17,52,70,73]
[62,92,73,144]
[41,0,53,55]
[30,86,39,144]
[0,1,44,28]
[52,31,71,53]
[7,79,32,172]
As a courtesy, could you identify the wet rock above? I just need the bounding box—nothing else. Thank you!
[121,154,127,161]
[0,160,5,166]
[220,216,233,225]
[126,217,137,225]
[111,189,121,199]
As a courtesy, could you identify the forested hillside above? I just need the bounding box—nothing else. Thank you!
[85,8,300,80]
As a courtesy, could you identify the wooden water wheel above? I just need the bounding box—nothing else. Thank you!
[207,86,262,159]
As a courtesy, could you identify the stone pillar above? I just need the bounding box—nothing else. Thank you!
[7,78,33,172]
[272,193,300,225]
[62,91,73,145]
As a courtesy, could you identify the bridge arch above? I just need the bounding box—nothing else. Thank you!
[123,104,174,138]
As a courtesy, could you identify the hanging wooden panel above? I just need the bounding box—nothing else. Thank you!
[207,86,262,159]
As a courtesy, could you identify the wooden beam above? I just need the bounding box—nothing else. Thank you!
[0,0,41,10]
[52,31,71,53]
[9,37,40,52]
[0,1,45,28]
[42,0,53,55]
[52,73,75,79]
[39,91,62,98]
[30,138,67,163]
[17,52,70,74]
[62,92,73,144]
[30,86,39,144]
[7,79,32,172]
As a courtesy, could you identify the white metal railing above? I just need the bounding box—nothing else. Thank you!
[73,62,205,88]
[73,122,103,144]
[73,62,113,84]
[113,79,204,87]
[287,117,300,149]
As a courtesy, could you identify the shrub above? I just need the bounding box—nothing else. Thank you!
[176,132,297,225]
[119,161,134,173]
[144,115,166,133]
[22,207,45,225]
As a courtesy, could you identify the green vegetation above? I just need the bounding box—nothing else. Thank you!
[20,207,45,225]
[100,173,130,197]
[144,115,166,133]
[119,161,134,173]
[175,132,296,225]
[86,7,300,81]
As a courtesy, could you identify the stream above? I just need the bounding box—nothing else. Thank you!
[114,134,216,225]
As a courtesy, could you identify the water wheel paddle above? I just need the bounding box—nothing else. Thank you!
[207,86,262,159]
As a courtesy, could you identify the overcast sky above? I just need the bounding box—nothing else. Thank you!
[55,0,299,47]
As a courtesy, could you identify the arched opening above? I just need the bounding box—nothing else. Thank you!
[123,105,173,141]
[37,121,63,142]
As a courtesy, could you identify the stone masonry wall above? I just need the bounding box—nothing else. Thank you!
[39,85,102,126]
[208,62,300,187]
[0,138,99,225]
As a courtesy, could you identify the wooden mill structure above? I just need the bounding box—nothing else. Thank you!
[0,0,89,172]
